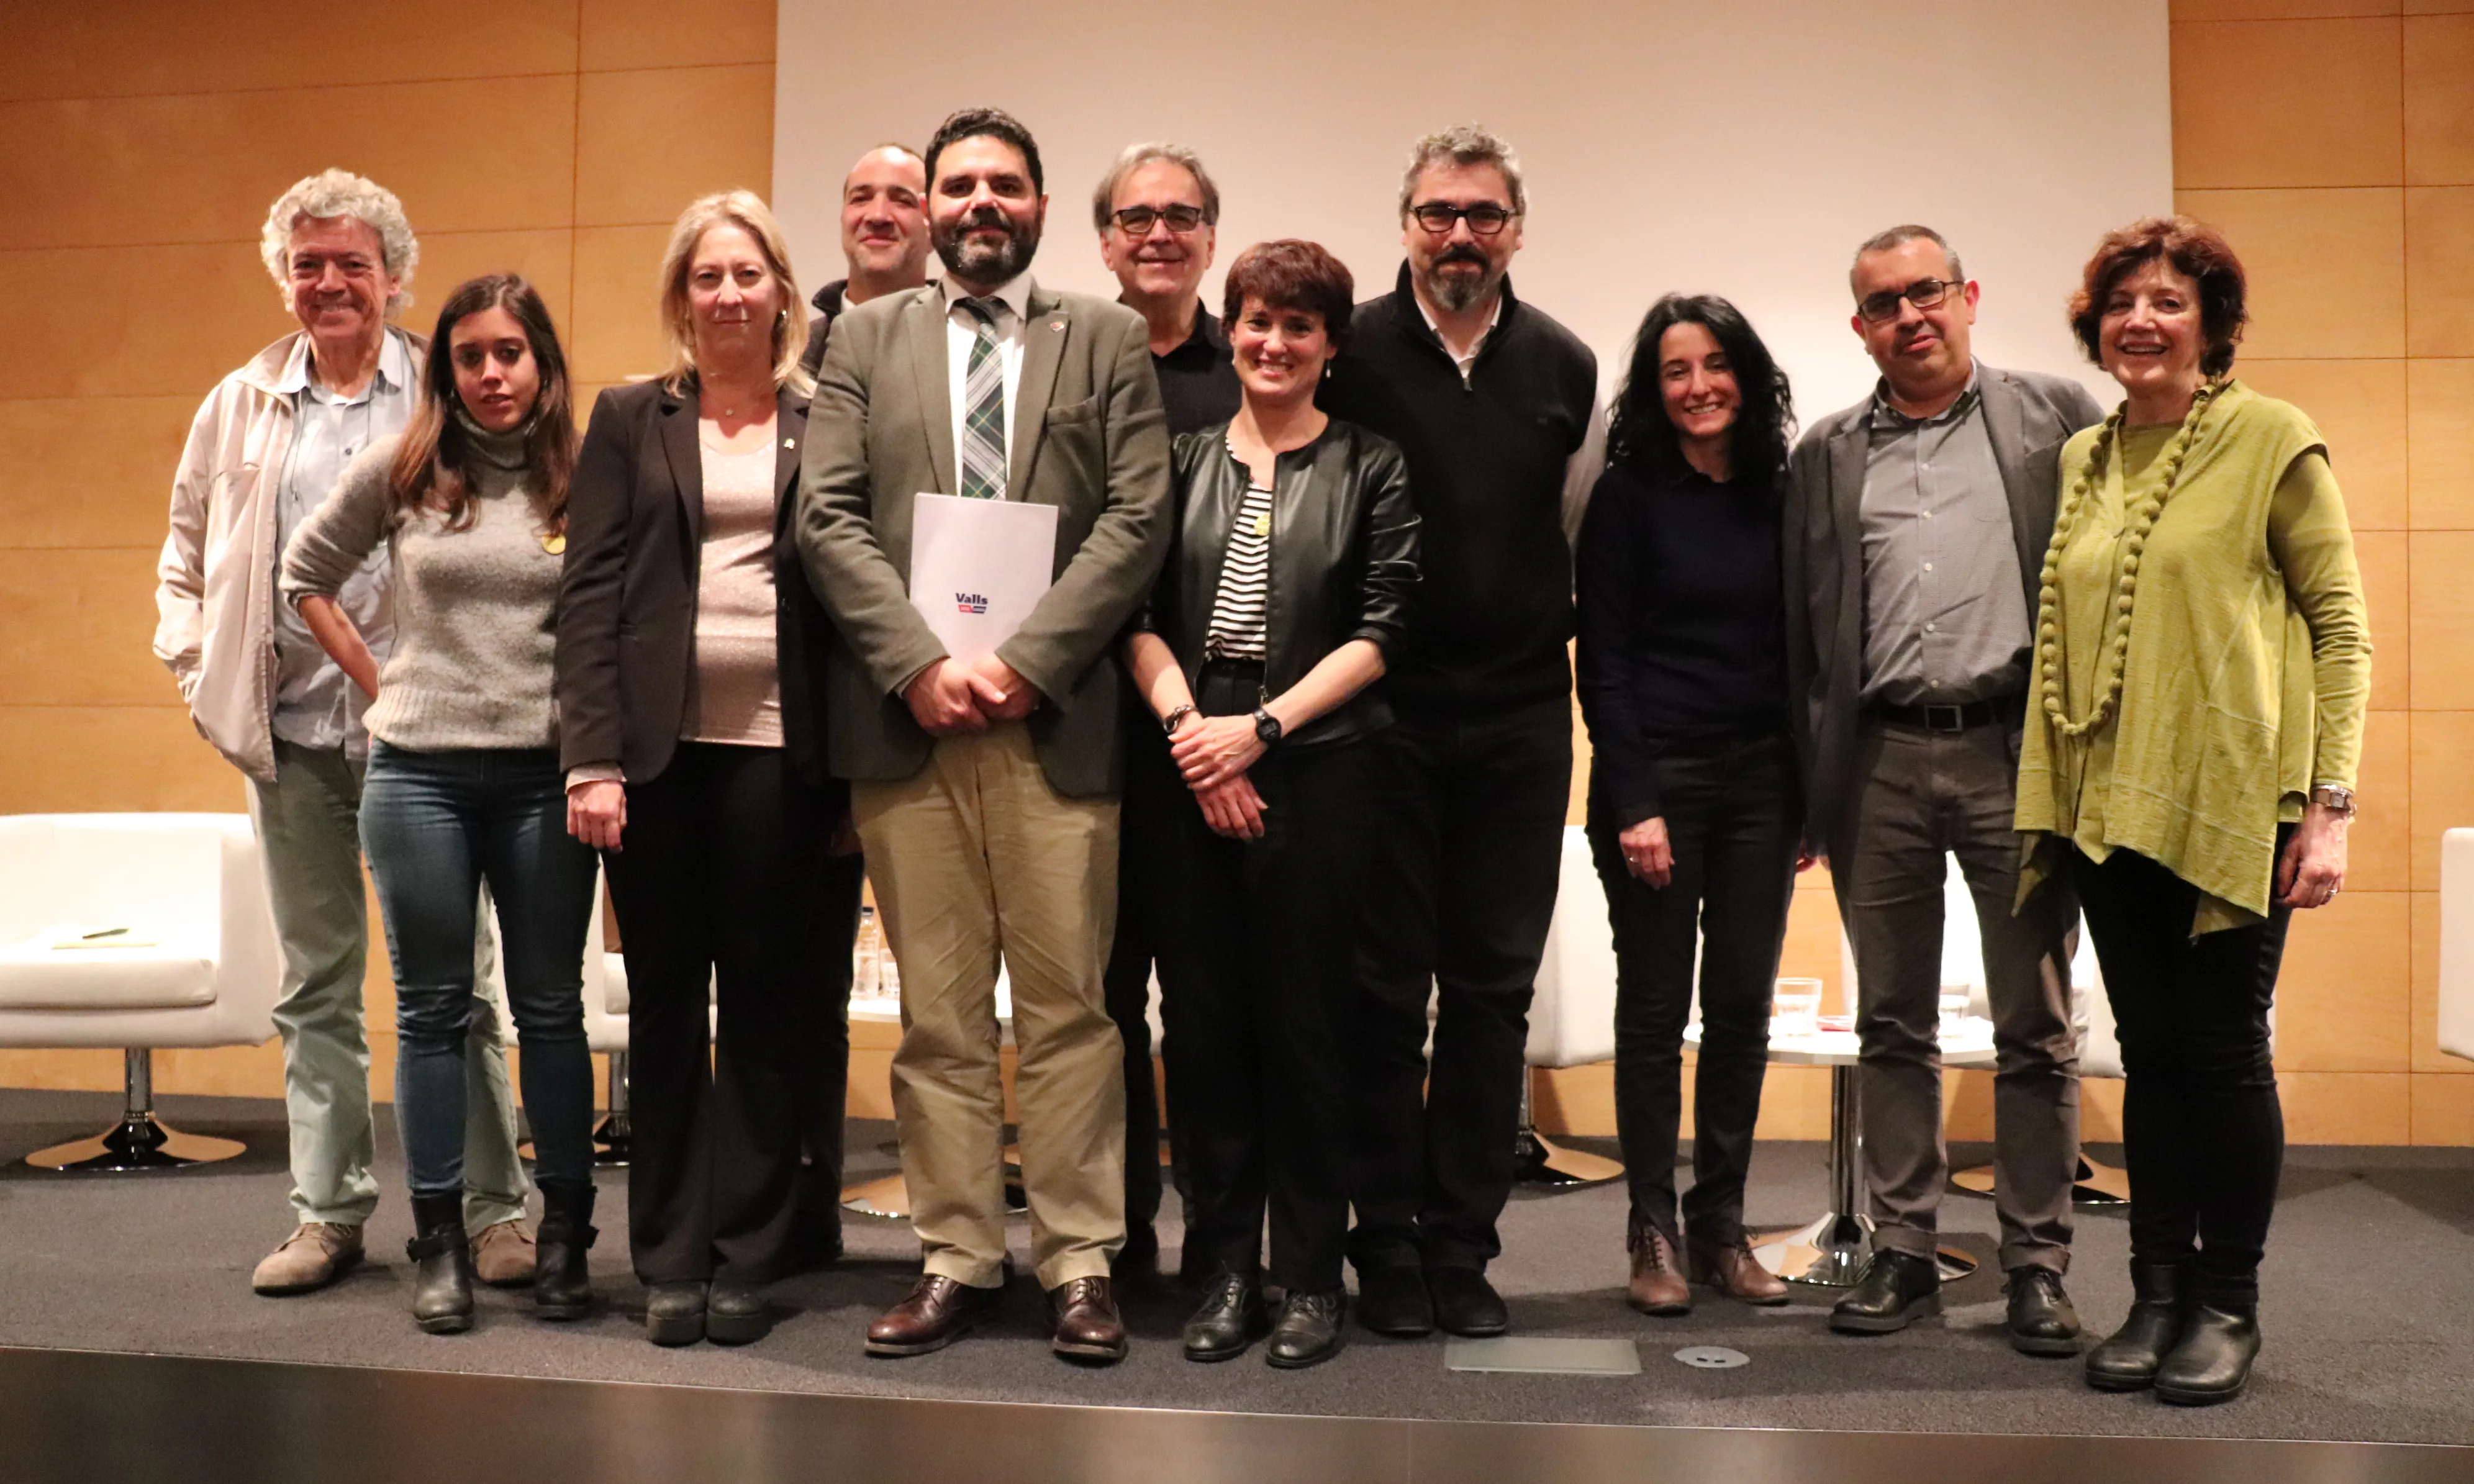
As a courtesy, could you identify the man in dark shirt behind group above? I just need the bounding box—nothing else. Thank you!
[1318,124,1604,1340]
[1090,141,1241,1281]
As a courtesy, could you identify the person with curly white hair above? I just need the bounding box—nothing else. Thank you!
[153,168,538,1299]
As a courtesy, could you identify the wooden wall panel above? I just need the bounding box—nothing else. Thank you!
[0,6,2459,1141]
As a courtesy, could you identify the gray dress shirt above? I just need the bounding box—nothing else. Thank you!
[1856,373,2030,707]
[269,331,411,749]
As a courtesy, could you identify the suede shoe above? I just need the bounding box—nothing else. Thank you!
[2086,1262,2188,1392]
[2005,1267,2083,1356]
[1182,1271,1267,1362]
[1049,1275,1129,1364]
[867,1274,1003,1357]
[1687,1234,1790,1306]
[1829,1250,1940,1334]
[1355,1265,1434,1337]
[1427,1267,1510,1337]
[1626,1221,1691,1316]
[2154,1303,2260,1406]
[1266,1288,1347,1369]
[645,1281,707,1346]
[469,1218,537,1288]
[707,1279,771,1346]
[252,1223,363,1296]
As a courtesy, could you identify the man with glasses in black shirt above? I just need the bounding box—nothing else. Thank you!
[1783,224,2101,1352]
[1320,124,1603,1341]
[1089,142,1241,1282]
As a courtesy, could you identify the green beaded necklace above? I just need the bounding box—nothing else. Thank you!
[2033,378,2224,740]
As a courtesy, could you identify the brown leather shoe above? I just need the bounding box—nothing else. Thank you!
[252,1223,364,1296]
[1049,1275,1129,1363]
[1627,1223,1692,1316]
[866,1274,1003,1357]
[469,1218,538,1289]
[1689,1234,1791,1306]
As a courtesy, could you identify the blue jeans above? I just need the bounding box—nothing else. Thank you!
[361,743,598,1201]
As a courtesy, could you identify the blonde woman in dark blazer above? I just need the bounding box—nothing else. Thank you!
[557,191,861,1348]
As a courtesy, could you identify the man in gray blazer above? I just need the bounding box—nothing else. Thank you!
[795,106,1171,1365]
[1783,225,2103,1352]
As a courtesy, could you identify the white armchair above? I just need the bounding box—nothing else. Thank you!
[1935,858,2128,1203]
[0,813,281,1170]
[484,871,632,1165]
[1516,826,1624,1187]
[2439,828,2474,1066]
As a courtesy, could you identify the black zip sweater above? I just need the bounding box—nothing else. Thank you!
[1318,265,1597,716]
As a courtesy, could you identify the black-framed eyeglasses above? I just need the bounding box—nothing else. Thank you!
[1111,204,1208,236]
[1408,202,1517,236]
[1857,277,1963,323]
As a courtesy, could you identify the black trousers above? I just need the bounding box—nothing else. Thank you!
[603,742,859,1285]
[1139,664,1369,1292]
[1349,695,1573,1274]
[1585,731,1798,1249]
[1102,724,1183,1245]
[2069,835,2293,1303]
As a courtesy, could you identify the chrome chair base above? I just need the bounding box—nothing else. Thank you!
[1750,1211,1977,1287]
[842,1148,1038,1219]
[27,1113,243,1172]
[1950,1154,2131,1206]
[1511,1128,1624,1188]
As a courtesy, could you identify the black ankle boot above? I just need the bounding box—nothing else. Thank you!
[2155,1293,2260,1406]
[2086,1261,2187,1391]
[534,1183,597,1321]
[407,1192,473,1335]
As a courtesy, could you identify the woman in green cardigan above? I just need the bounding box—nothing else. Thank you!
[2017,216,2368,1406]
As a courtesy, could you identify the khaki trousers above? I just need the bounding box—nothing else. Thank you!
[853,724,1126,1290]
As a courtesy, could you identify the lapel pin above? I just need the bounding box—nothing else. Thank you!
[784,437,796,449]
[1049,319,1065,333]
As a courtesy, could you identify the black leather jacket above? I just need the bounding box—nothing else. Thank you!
[1138,417,1421,749]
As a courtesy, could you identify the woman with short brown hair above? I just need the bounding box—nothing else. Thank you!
[2018,215,2368,1404]
[1126,239,1420,1369]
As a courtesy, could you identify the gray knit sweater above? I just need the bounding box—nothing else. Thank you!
[279,427,562,751]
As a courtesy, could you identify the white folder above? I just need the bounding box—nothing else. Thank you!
[908,493,1058,665]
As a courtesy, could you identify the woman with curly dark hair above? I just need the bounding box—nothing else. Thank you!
[2016,216,2368,1404]
[1575,294,1800,1317]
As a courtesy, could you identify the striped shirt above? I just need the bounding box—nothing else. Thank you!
[1204,461,1274,662]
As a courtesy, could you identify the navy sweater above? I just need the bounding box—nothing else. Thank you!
[1574,460,1790,826]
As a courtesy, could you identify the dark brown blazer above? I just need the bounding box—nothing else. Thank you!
[556,378,833,784]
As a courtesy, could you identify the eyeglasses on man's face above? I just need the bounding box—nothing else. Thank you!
[1857,276,1963,324]
[1111,204,1208,237]
[1408,202,1517,236]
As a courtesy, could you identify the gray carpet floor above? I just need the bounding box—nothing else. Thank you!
[3,1088,2470,1444]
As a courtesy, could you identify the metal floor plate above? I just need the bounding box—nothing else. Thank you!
[1443,1336,1643,1375]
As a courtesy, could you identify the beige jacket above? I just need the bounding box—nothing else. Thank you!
[152,327,424,782]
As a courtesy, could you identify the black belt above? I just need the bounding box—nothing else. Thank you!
[1867,694,2019,733]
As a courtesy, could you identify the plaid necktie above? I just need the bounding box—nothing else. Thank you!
[958,297,1007,500]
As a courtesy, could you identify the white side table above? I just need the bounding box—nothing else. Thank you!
[1689,1016,1995,1287]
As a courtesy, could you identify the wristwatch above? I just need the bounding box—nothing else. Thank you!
[1251,706,1284,748]
[2311,784,2356,820]
[1161,703,1196,736]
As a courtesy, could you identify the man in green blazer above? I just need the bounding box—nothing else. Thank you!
[795,106,1171,1365]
